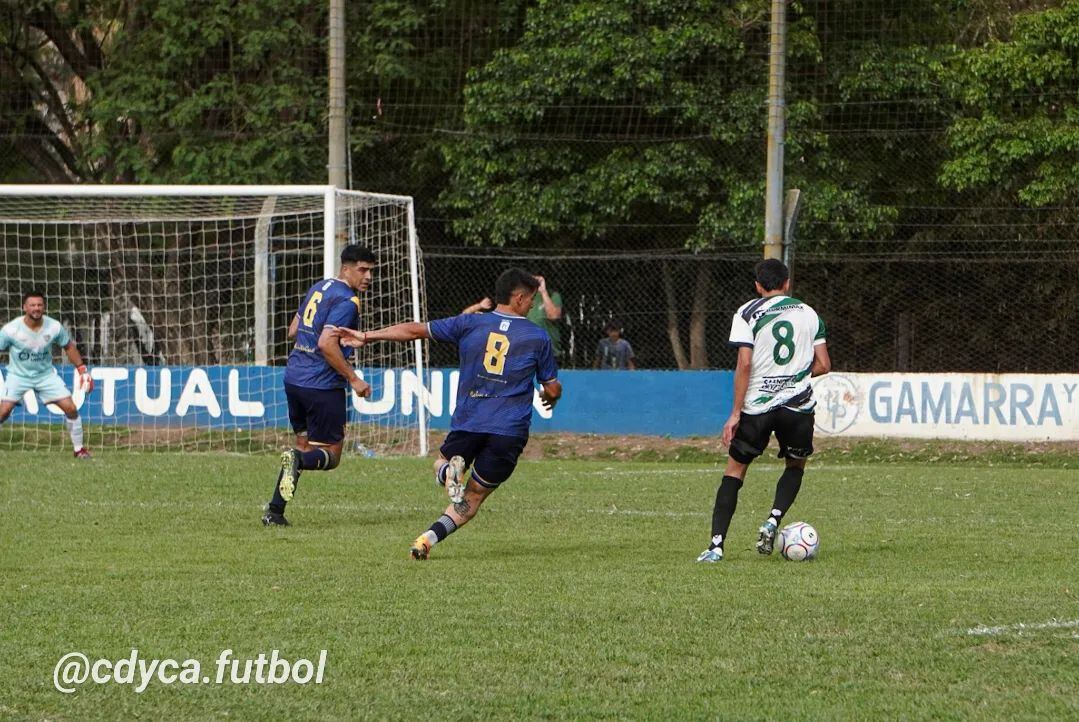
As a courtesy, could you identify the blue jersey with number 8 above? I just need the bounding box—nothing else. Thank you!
[428,311,558,438]
[284,278,360,389]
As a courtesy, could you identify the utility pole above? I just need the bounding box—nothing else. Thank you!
[327,0,347,190]
[763,0,787,261]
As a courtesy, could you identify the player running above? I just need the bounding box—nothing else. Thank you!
[261,245,375,527]
[0,290,94,458]
[698,259,831,562]
[332,268,562,560]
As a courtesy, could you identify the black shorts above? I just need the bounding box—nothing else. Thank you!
[729,408,815,464]
[439,430,528,488]
[284,382,347,445]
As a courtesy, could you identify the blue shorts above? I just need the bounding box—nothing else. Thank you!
[284,382,347,445]
[440,430,528,488]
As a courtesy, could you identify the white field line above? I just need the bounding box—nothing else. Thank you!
[966,619,1079,636]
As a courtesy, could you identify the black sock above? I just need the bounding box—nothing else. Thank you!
[768,467,805,525]
[428,514,458,542]
[298,448,331,470]
[709,475,744,549]
[267,469,301,515]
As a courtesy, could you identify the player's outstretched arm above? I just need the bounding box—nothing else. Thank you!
[539,379,562,411]
[333,322,431,347]
[63,341,93,393]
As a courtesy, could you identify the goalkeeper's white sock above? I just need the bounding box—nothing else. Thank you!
[66,415,85,451]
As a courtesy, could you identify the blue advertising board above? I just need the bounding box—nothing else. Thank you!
[0,366,736,437]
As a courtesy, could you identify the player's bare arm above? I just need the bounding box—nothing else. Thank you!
[811,342,831,377]
[287,314,299,340]
[539,379,562,411]
[64,341,93,393]
[317,327,371,398]
[722,346,753,447]
[336,322,431,346]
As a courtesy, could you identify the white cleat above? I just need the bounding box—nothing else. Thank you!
[757,519,778,555]
[446,455,467,504]
[696,548,723,563]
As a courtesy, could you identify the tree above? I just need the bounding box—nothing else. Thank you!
[940,1,1079,207]
[1,0,328,184]
[437,0,894,366]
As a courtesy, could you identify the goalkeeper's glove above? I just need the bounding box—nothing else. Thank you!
[77,365,94,393]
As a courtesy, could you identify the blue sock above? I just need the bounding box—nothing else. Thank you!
[298,448,331,470]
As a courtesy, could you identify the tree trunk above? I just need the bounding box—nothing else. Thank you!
[661,261,689,370]
[689,264,711,369]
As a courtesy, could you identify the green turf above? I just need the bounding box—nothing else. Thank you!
[1,451,1077,720]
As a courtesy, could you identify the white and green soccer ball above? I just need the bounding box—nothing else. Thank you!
[779,521,819,561]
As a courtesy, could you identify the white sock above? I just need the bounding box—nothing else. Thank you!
[66,416,84,451]
[422,530,439,546]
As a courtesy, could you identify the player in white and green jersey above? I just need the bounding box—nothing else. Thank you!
[0,290,95,458]
[697,260,831,563]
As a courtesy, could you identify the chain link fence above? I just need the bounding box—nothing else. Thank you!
[421,240,1078,374]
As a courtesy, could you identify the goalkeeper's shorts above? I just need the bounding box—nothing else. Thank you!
[1,370,72,404]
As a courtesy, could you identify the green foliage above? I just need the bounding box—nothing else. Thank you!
[940,2,1079,205]
[87,0,327,183]
[438,0,894,248]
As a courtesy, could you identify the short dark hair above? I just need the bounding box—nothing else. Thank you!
[494,268,540,304]
[603,320,621,333]
[22,289,45,304]
[341,245,377,265]
[754,259,789,291]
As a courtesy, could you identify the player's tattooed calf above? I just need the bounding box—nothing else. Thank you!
[454,498,471,516]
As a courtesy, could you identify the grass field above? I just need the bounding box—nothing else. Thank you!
[1,448,1077,720]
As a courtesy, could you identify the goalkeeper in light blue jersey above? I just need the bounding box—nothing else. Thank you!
[0,290,95,459]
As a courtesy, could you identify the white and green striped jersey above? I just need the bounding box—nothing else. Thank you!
[729,295,826,415]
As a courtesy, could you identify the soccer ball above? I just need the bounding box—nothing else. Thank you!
[779,521,819,561]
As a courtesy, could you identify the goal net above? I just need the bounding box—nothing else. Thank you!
[0,185,428,456]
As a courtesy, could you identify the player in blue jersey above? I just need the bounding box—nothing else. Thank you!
[332,268,562,559]
[0,290,94,458]
[261,245,375,527]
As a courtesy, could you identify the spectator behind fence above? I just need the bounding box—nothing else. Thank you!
[527,275,563,360]
[593,320,636,370]
[462,297,494,314]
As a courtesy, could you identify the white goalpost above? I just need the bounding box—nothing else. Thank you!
[0,185,428,456]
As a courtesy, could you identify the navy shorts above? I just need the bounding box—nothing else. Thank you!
[284,382,348,445]
[440,430,528,488]
[729,408,815,465]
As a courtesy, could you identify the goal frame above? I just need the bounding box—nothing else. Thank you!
[0,184,428,456]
